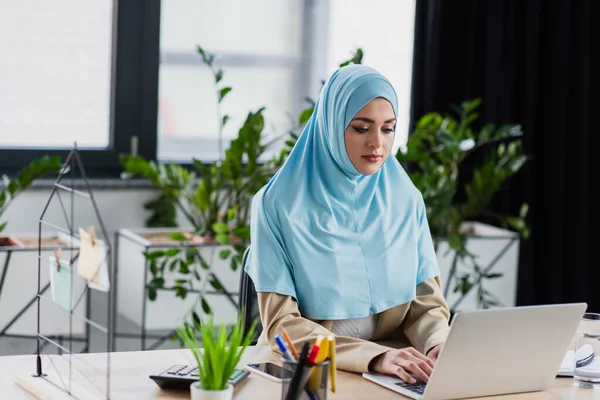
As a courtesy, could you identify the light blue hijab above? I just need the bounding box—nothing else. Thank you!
[245,65,439,320]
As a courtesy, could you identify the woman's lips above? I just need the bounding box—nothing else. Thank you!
[361,155,382,163]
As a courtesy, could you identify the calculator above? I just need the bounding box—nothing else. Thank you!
[149,364,250,390]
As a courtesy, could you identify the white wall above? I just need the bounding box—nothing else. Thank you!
[2,187,162,237]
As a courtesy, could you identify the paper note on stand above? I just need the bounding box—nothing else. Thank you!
[49,255,75,311]
[78,227,110,292]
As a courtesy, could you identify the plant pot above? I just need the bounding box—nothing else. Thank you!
[436,221,520,311]
[190,383,233,400]
[116,227,241,331]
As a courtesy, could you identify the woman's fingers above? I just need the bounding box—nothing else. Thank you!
[395,367,417,384]
[395,358,430,383]
[405,347,435,369]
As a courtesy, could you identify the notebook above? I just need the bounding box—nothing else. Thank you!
[558,344,596,377]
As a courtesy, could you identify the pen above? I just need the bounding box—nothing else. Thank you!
[285,342,310,400]
[274,335,296,362]
[281,328,300,359]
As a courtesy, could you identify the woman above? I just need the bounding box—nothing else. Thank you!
[245,65,450,384]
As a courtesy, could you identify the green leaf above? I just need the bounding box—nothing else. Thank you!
[151,277,165,288]
[298,107,313,125]
[209,279,224,291]
[174,279,188,284]
[143,250,165,260]
[215,70,223,83]
[169,259,179,272]
[201,297,211,314]
[447,233,462,251]
[174,286,188,299]
[219,87,232,102]
[233,226,250,241]
[170,232,188,241]
[193,270,202,281]
[227,208,236,221]
[192,311,201,327]
[485,273,503,279]
[0,222,6,233]
[199,258,210,270]
[148,286,157,301]
[221,115,230,127]
[165,248,181,257]
[230,256,239,272]
[219,249,231,259]
[149,261,158,276]
[519,203,529,218]
[212,222,229,234]
[178,263,190,274]
[464,98,481,113]
[216,234,230,244]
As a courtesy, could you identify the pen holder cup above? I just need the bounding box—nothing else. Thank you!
[281,357,330,400]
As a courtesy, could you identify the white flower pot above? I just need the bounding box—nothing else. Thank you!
[116,227,240,331]
[436,221,521,311]
[190,383,233,400]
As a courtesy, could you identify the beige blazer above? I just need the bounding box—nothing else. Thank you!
[257,276,450,373]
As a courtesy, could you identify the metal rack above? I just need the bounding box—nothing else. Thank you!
[27,144,113,399]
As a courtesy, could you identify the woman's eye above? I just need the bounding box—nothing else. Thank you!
[352,126,369,134]
[383,128,395,134]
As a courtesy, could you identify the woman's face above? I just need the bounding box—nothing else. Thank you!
[344,97,396,175]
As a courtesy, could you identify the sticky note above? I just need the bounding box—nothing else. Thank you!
[49,256,74,311]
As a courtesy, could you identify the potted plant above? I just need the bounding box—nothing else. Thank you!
[177,313,257,400]
[396,99,530,311]
[116,46,277,335]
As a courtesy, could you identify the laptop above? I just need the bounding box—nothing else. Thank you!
[363,303,587,400]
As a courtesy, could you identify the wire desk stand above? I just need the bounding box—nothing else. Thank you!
[16,144,114,399]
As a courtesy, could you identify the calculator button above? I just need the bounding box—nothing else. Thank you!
[166,365,185,374]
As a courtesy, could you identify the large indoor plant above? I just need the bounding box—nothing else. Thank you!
[119,46,277,327]
[396,99,529,310]
[177,313,257,400]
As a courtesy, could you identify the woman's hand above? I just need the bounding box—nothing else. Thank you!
[370,347,435,384]
[426,345,442,361]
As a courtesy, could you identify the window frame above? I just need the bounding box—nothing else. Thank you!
[0,0,160,178]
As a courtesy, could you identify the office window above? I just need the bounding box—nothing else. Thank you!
[158,0,304,162]
[0,0,159,177]
[158,0,416,162]
[0,1,113,148]
[327,0,416,154]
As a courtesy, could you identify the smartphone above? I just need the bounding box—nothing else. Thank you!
[245,362,291,383]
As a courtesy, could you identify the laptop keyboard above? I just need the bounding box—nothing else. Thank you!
[395,380,427,395]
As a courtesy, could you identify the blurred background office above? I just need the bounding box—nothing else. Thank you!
[0,0,598,355]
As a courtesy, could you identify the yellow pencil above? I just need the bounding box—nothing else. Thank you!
[308,336,329,391]
[327,335,336,393]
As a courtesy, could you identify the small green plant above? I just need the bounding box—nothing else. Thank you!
[397,98,529,309]
[0,155,62,234]
[177,313,257,391]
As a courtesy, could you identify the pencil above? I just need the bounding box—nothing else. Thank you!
[281,327,299,360]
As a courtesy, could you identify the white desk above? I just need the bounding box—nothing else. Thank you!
[0,346,594,399]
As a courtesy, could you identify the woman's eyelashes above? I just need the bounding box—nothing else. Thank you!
[351,125,396,134]
[352,126,369,134]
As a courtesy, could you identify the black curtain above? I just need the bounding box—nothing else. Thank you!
[410,0,600,311]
